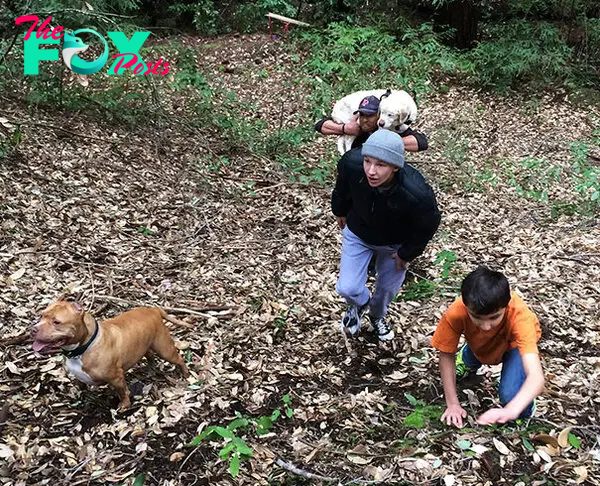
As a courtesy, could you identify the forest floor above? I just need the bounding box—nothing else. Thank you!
[1,33,600,485]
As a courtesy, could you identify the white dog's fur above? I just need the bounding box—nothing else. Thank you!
[331,89,418,154]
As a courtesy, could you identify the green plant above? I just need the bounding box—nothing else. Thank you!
[570,140,600,214]
[297,22,467,112]
[190,396,294,476]
[282,394,294,418]
[169,1,222,36]
[255,395,293,435]
[189,415,253,477]
[501,156,562,204]
[138,226,154,235]
[402,249,458,301]
[469,20,573,90]
[0,121,22,159]
[443,134,469,164]
[233,0,296,33]
[401,279,436,300]
[132,473,146,486]
[465,167,499,192]
[402,393,443,428]
[568,432,581,448]
[434,249,457,282]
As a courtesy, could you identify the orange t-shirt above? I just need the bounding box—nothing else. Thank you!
[430,291,541,365]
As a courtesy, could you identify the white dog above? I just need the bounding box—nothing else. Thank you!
[331,89,418,154]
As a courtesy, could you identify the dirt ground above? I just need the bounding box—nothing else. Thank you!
[1,34,600,485]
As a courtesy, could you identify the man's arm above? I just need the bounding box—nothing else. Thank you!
[399,128,428,152]
[331,152,354,218]
[439,351,468,428]
[397,199,441,262]
[477,353,544,425]
[315,115,361,136]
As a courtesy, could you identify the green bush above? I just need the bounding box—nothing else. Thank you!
[297,22,468,113]
[469,20,573,89]
[233,0,296,33]
[169,1,223,36]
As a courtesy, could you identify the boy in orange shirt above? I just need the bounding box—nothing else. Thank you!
[431,267,544,427]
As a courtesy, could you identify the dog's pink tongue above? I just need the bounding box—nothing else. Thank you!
[32,340,51,352]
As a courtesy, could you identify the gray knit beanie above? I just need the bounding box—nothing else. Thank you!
[361,130,405,168]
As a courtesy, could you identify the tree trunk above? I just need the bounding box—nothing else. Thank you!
[437,0,478,49]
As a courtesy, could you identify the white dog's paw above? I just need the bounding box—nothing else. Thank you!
[337,136,346,155]
[337,135,356,154]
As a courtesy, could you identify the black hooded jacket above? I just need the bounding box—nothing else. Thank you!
[331,147,441,261]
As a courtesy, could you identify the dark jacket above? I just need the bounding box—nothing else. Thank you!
[331,147,441,261]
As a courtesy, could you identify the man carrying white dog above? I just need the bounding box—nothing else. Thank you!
[332,130,440,341]
[315,95,428,152]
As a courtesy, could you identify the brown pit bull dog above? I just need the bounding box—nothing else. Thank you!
[32,297,190,410]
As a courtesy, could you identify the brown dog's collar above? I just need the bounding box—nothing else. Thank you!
[63,318,99,359]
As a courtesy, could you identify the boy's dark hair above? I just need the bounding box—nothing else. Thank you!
[461,266,511,315]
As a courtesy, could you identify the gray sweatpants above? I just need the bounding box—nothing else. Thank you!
[336,226,407,319]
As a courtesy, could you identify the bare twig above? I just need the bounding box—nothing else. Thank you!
[0,32,19,67]
[64,457,93,482]
[529,417,600,436]
[0,400,10,423]
[177,446,201,476]
[2,117,117,143]
[93,295,214,319]
[274,457,337,482]
[87,264,95,309]
[0,333,29,346]
[29,8,135,22]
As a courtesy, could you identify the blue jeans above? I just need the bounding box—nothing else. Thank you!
[336,227,406,319]
[462,344,534,418]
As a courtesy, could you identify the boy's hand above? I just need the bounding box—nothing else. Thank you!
[441,404,467,428]
[476,407,518,425]
[336,217,346,229]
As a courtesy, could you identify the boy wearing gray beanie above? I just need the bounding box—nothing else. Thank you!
[332,130,441,341]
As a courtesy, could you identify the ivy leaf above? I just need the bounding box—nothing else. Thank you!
[568,433,581,449]
[404,393,418,406]
[132,474,146,486]
[255,416,273,436]
[403,411,425,428]
[229,452,241,477]
[219,442,235,460]
[522,438,534,451]
[456,439,471,450]
[232,437,253,457]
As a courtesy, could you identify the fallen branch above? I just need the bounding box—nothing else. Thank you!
[529,417,600,437]
[29,8,135,23]
[2,116,118,143]
[93,294,213,319]
[0,333,29,346]
[274,458,337,482]
[0,32,19,68]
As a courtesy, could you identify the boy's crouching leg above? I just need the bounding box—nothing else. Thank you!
[498,347,534,417]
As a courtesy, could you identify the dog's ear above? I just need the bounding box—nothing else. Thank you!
[398,108,409,124]
[380,89,392,100]
[71,301,83,313]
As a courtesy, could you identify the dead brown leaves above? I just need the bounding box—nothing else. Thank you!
[1,34,599,486]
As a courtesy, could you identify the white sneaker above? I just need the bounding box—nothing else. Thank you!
[371,317,395,341]
[341,300,370,337]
